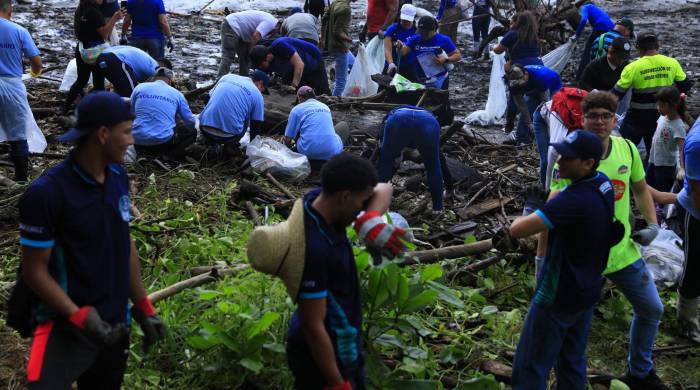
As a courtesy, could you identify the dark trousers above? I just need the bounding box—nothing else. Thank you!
[287,341,365,390]
[303,0,325,18]
[96,52,138,97]
[26,320,129,390]
[680,205,700,298]
[646,164,675,192]
[66,45,106,110]
[512,303,594,390]
[135,124,196,160]
[620,109,659,163]
[130,38,165,60]
[472,5,491,42]
[576,30,606,80]
[290,67,331,96]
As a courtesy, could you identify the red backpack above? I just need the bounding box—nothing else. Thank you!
[551,87,588,131]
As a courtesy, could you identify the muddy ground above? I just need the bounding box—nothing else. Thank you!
[2,0,700,388]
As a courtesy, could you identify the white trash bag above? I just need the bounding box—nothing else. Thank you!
[59,59,92,92]
[342,44,379,98]
[365,36,385,77]
[25,110,47,153]
[542,39,576,75]
[245,136,310,181]
[466,51,507,125]
[641,228,684,284]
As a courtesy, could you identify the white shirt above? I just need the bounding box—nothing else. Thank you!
[226,10,278,42]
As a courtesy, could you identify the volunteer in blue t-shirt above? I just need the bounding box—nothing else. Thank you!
[574,1,614,79]
[493,11,542,67]
[675,117,700,344]
[503,64,562,145]
[19,92,165,388]
[130,67,196,160]
[96,45,160,97]
[284,86,344,170]
[498,130,618,389]
[397,16,460,89]
[383,4,417,81]
[198,71,268,157]
[250,37,331,95]
[121,0,174,60]
[0,1,42,182]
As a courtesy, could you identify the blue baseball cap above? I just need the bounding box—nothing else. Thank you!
[58,91,134,142]
[550,130,603,162]
[250,69,270,95]
[289,6,302,15]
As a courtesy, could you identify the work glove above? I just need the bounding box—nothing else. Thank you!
[281,84,297,94]
[677,168,685,182]
[377,29,385,39]
[29,68,41,78]
[323,381,352,390]
[522,185,548,216]
[68,306,126,345]
[119,35,128,45]
[166,37,174,53]
[354,211,407,258]
[132,297,167,353]
[492,226,519,253]
[631,223,660,246]
[387,62,397,76]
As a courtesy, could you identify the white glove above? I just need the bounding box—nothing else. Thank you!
[387,63,397,76]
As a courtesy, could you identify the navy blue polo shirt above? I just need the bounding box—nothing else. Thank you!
[269,37,323,76]
[287,188,362,369]
[18,154,132,325]
[534,172,615,313]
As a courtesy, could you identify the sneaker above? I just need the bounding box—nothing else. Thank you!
[678,317,700,344]
[501,131,518,145]
[621,370,670,390]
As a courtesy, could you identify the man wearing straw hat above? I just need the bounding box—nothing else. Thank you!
[248,153,407,389]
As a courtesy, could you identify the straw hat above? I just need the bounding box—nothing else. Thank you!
[247,199,306,301]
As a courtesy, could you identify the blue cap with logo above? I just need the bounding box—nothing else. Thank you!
[58,91,134,142]
[250,69,270,95]
[550,130,604,162]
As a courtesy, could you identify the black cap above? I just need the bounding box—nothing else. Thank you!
[250,45,271,68]
[636,32,659,50]
[610,37,631,59]
[417,15,438,31]
[615,17,634,35]
[550,130,604,162]
[58,91,134,142]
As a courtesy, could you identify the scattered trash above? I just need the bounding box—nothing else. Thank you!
[641,228,684,284]
[342,44,379,97]
[246,137,310,181]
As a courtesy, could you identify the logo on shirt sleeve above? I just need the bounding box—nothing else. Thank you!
[119,195,131,222]
[19,223,44,234]
[611,179,626,201]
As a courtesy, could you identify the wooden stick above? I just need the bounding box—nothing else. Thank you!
[438,13,491,27]
[265,172,295,199]
[184,82,216,100]
[195,0,217,13]
[400,239,493,266]
[245,201,261,226]
[148,265,249,303]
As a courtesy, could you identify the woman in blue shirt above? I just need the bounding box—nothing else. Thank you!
[383,3,417,81]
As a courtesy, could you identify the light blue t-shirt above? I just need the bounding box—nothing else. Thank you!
[284,98,343,161]
[678,118,700,220]
[199,74,265,136]
[131,80,195,145]
[0,18,40,78]
[102,46,158,82]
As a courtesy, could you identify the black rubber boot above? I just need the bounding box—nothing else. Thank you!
[12,155,29,182]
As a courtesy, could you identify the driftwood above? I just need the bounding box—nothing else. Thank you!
[446,255,501,279]
[148,264,249,303]
[481,360,513,383]
[31,107,57,118]
[400,239,494,266]
[245,201,261,226]
[183,82,215,100]
[440,121,465,145]
[265,172,295,199]
[457,196,513,219]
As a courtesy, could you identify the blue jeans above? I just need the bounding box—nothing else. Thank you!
[508,92,545,144]
[512,303,594,390]
[606,259,664,378]
[333,51,351,96]
[532,107,549,186]
[130,38,165,60]
[378,108,444,210]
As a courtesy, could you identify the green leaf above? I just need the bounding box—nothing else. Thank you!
[355,250,370,273]
[398,360,426,375]
[482,277,495,290]
[454,374,501,390]
[464,234,477,244]
[403,290,439,313]
[390,380,444,390]
[246,311,280,339]
[397,275,410,308]
[386,263,400,295]
[420,264,443,283]
[480,305,499,316]
[239,358,263,373]
[216,331,240,352]
[427,281,464,308]
[186,335,219,349]
[198,290,222,300]
[263,342,286,353]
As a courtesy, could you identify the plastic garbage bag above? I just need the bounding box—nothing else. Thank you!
[0,78,46,153]
[465,51,507,125]
[26,111,47,153]
[59,59,92,92]
[342,44,379,97]
[390,73,425,93]
[641,228,684,284]
[365,36,385,77]
[124,145,137,164]
[245,136,310,181]
[542,39,576,74]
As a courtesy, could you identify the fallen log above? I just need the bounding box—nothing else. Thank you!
[400,239,493,265]
[245,201,261,226]
[446,255,500,278]
[457,196,513,219]
[148,264,249,303]
[265,172,295,199]
[481,360,512,383]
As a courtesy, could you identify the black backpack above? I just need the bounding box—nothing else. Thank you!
[6,265,38,338]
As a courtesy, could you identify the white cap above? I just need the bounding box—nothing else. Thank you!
[400,4,417,21]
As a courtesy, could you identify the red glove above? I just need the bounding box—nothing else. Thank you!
[353,211,407,258]
[323,381,352,390]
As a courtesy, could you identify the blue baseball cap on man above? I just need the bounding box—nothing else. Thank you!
[251,69,270,95]
[550,130,604,162]
[58,91,134,142]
